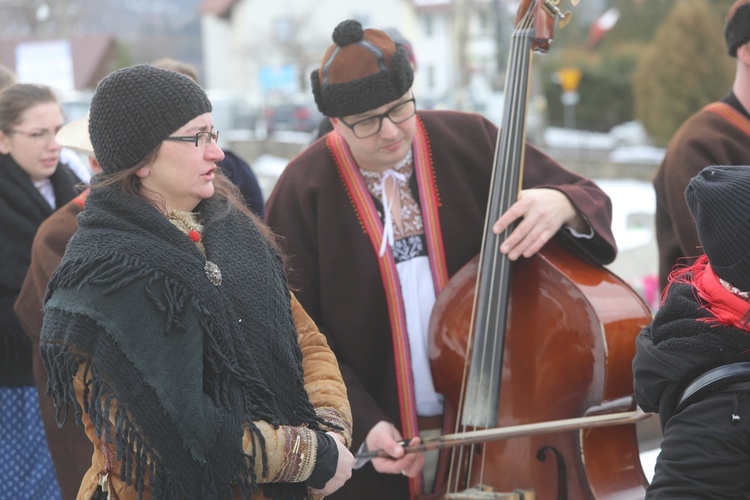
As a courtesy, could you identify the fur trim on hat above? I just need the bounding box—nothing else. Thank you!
[311,20,414,117]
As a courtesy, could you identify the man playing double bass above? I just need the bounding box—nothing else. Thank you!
[265,19,617,499]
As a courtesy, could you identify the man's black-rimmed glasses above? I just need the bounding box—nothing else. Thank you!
[340,97,416,139]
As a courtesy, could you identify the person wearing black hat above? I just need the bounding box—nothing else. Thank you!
[265,19,618,499]
[654,0,750,295]
[39,64,354,499]
[635,165,750,498]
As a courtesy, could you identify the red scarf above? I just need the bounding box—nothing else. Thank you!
[667,254,750,331]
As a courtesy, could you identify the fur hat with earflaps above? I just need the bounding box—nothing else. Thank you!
[311,19,414,118]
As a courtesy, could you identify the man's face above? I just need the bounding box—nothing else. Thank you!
[331,92,416,173]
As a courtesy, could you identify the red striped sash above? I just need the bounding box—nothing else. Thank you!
[327,118,448,497]
[705,102,750,136]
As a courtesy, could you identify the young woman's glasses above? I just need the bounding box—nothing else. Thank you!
[164,130,219,148]
[340,97,417,139]
[11,128,60,143]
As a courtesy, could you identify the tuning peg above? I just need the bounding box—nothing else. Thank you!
[543,0,574,28]
[570,0,580,6]
[558,10,572,28]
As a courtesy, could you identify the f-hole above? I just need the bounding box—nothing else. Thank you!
[536,445,568,500]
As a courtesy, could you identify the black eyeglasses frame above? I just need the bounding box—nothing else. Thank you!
[339,97,417,139]
[164,130,219,147]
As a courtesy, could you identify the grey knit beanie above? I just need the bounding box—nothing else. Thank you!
[89,64,212,174]
[686,165,750,290]
[311,20,414,118]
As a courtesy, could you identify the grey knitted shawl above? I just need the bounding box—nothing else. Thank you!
[40,185,322,499]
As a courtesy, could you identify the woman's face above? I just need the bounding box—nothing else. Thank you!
[135,112,225,213]
[0,102,64,182]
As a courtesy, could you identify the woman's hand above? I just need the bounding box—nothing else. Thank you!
[313,432,355,496]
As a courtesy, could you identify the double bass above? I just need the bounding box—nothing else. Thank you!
[428,1,653,498]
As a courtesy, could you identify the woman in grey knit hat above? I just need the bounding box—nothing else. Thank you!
[39,64,354,500]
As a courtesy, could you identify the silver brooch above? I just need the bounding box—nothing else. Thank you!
[204,260,222,286]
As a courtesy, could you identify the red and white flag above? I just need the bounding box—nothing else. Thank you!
[587,8,620,49]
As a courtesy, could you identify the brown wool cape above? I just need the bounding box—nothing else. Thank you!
[654,101,750,292]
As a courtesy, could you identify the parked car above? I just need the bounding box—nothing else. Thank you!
[263,102,322,135]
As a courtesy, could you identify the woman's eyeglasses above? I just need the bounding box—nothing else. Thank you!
[11,128,60,143]
[164,130,219,148]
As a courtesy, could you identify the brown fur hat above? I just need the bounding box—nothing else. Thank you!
[311,20,414,118]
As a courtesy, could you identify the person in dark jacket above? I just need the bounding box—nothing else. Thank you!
[13,116,99,500]
[0,83,80,500]
[634,165,750,498]
[266,19,618,499]
[15,85,264,500]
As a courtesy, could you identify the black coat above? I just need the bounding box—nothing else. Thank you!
[218,149,265,219]
[0,153,79,386]
[634,281,750,498]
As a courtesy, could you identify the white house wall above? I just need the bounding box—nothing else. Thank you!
[201,0,514,120]
[413,10,453,108]
[203,0,418,107]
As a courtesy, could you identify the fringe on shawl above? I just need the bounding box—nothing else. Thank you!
[41,344,199,499]
[44,249,336,499]
[46,251,190,334]
[43,339,326,499]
